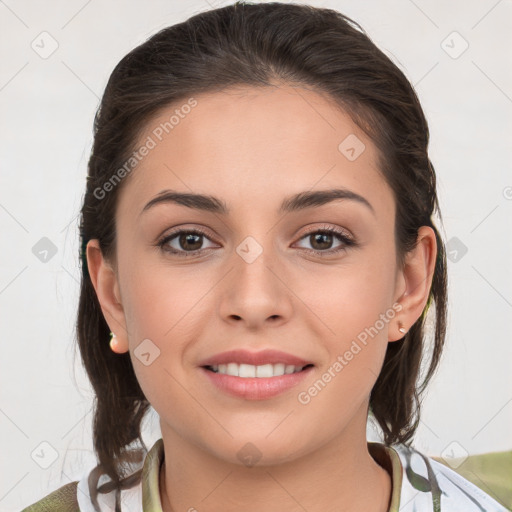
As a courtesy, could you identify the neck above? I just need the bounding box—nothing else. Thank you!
[158,410,392,512]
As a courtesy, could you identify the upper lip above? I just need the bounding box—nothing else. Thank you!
[199,349,313,367]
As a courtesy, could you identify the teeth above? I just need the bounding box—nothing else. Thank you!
[210,363,305,377]
[239,364,255,378]
[227,363,238,376]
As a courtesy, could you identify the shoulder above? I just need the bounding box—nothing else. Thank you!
[21,481,80,512]
[21,439,164,512]
[389,443,510,512]
[431,448,512,511]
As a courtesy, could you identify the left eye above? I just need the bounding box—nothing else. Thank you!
[294,228,355,254]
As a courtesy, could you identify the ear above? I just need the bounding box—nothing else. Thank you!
[389,226,437,342]
[86,239,129,353]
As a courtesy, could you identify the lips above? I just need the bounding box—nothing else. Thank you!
[198,349,315,400]
[198,349,313,367]
[200,365,314,400]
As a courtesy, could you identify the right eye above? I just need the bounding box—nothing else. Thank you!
[157,228,218,257]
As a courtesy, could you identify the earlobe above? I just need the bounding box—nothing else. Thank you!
[389,226,437,342]
[389,318,408,343]
[109,332,126,354]
[86,239,130,353]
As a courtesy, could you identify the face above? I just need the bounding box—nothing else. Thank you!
[91,83,412,466]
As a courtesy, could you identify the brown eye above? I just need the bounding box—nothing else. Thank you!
[178,232,203,251]
[158,229,217,257]
[295,226,356,256]
[309,232,335,250]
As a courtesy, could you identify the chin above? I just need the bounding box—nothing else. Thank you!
[205,435,307,469]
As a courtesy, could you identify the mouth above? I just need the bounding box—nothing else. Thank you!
[199,352,315,400]
[198,348,315,399]
[203,362,314,378]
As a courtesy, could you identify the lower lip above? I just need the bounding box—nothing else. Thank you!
[200,366,314,400]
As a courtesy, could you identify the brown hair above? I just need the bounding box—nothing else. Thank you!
[77,1,447,508]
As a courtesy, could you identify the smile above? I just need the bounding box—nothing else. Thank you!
[201,364,314,400]
[205,363,311,378]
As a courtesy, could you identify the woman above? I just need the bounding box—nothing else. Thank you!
[22,2,508,511]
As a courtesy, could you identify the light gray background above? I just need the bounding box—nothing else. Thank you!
[1,0,511,510]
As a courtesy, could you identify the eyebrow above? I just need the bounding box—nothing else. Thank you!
[139,188,375,218]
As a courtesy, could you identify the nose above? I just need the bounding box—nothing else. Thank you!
[218,236,293,330]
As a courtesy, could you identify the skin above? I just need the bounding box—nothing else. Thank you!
[87,83,436,512]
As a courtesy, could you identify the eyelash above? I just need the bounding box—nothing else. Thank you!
[156,225,356,258]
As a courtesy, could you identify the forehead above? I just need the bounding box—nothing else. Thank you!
[117,84,393,220]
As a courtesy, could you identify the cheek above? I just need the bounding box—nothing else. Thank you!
[295,243,397,401]
[299,247,397,340]
[295,263,396,428]
[120,250,208,341]
[119,255,215,393]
